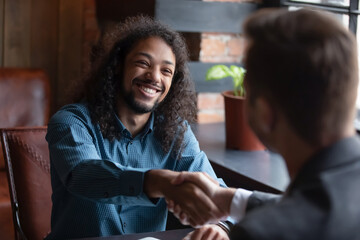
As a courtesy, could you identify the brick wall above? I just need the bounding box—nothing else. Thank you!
[198,32,245,123]
[197,0,253,123]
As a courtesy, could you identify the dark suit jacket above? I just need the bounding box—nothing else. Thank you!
[230,136,360,240]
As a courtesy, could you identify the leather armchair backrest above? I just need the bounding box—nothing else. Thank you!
[1,127,51,240]
[0,68,50,170]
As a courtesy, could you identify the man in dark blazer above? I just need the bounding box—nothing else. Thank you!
[167,8,360,240]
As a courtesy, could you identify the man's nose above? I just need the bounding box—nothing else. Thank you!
[146,68,161,83]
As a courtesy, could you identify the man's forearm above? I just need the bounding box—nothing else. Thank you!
[143,169,176,198]
[145,170,227,226]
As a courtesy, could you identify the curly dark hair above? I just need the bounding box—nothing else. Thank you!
[71,15,197,157]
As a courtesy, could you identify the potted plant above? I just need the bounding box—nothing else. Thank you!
[206,65,265,151]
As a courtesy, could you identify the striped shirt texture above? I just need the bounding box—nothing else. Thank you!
[45,103,224,239]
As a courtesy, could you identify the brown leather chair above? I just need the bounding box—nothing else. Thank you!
[1,127,51,240]
[0,68,50,240]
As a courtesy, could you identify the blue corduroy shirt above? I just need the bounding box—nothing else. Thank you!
[45,103,225,239]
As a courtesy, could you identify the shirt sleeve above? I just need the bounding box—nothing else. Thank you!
[46,109,154,206]
[174,123,226,186]
[229,188,253,222]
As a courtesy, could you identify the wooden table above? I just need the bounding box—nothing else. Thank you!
[77,228,193,240]
[193,122,290,193]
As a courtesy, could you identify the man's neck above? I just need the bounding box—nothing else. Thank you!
[117,100,151,138]
[280,135,318,180]
[280,124,356,180]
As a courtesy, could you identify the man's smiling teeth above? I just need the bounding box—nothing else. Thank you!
[141,86,156,94]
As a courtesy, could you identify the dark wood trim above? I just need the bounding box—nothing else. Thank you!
[95,0,155,30]
[260,0,284,8]
[31,0,59,114]
[58,0,83,108]
[3,0,31,67]
[155,0,258,33]
[189,61,239,93]
[0,0,4,66]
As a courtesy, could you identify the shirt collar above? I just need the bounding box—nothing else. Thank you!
[114,112,154,139]
[142,113,154,136]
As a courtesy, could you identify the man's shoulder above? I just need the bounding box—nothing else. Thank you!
[232,195,322,240]
[49,102,92,126]
[233,175,360,240]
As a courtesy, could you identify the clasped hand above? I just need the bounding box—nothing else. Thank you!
[165,172,230,228]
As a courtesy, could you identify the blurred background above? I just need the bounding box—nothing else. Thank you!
[1,0,359,123]
[1,1,360,239]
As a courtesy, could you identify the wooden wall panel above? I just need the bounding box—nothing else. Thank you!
[31,0,59,107]
[0,0,4,66]
[0,0,85,112]
[96,0,155,24]
[3,0,31,67]
[58,0,83,108]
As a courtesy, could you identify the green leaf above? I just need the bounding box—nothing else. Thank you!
[229,66,246,97]
[234,77,242,89]
[205,64,246,97]
[230,65,242,77]
[205,65,232,81]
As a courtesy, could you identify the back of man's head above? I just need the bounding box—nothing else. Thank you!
[244,8,358,146]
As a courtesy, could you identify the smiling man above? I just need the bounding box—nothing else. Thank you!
[45,16,229,239]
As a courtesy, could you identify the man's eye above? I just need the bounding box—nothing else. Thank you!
[162,69,173,75]
[137,60,149,66]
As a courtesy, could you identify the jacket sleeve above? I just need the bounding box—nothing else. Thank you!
[246,191,282,212]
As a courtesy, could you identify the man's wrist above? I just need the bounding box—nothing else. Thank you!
[144,169,176,198]
[144,169,162,198]
[215,187,237,216]
[216,220,234,235]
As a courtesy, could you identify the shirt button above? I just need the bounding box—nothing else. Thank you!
[129,141,133,145]
[123,222,127,228]
[129,186,134,195]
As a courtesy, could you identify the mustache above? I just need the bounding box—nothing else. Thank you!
[133,78,164,91]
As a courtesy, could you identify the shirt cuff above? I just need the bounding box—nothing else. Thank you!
[229,188,252,222]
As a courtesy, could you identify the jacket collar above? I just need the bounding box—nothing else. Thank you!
[287,135,360,192]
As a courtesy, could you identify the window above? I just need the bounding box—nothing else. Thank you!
[281,0,357,33]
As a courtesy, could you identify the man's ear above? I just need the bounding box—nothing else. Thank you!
[255,97,276,134]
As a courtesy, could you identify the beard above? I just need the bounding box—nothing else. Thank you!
[122,90,160,114]
[119,77,162,114]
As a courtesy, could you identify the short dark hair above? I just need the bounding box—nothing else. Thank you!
[244,8,358,145]
[72,15,197,157]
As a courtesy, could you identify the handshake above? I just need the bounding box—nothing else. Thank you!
[165,172,236,228]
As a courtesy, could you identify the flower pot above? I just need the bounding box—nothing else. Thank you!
[222,91,265,151]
